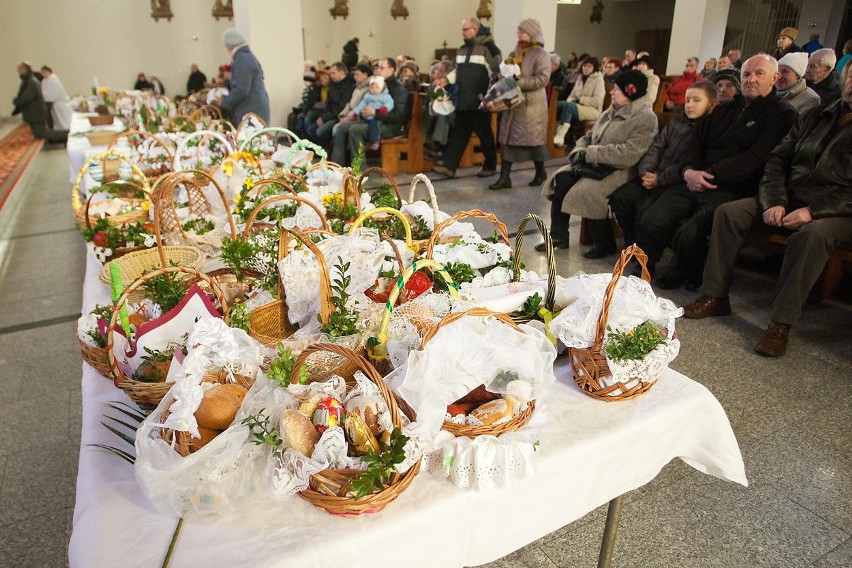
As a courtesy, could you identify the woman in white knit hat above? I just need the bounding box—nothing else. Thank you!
[776,52,820,114]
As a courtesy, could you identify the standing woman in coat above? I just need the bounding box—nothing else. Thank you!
[489,18,551,190]
[538,70,657,257]
[218,28,271,125]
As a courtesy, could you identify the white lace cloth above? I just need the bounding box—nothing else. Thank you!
[430,230,511,270]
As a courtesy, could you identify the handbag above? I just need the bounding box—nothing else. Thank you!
[570,156,617,180]
[479,76,525,113]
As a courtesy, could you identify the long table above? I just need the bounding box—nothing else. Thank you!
[69,252,747,567]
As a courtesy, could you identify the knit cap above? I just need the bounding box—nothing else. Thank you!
[778,27,798,41]
[777,52,807,78]
[517,18,544,46]
[713,68,742,93]
[368,75,385,90]
[614,69,648,101]
[223,28,247,49]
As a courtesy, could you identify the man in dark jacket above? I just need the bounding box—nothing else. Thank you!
[186,64,207,95]
[683,71,852,357]
[638,55,797,289]
[331,57,408,165]
[341,38,359,70]
[306,62,355,145]
[432,17,501,178]
[219,28,270,125]
[805,48,841,103]
[12,62,48,139]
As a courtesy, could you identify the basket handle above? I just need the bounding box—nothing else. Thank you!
[407,173,441,225]
[82,179,147,230]
[106,265,229,385]
[425,209,510,259]
[236,112,268,133]
[289,343,410,426]
[172,130,236,172]
[339,172,363,219]
[592,244,652,351]
[419,307,525,350]
[107,129,175,161]
[277,227,333,325]
[189,105,223,123]
[306,160,345,174]
[513,214,556,313]
[152,170,238,266]
[73,150,152,217]
[348,207,414,251]
[243,177,300,205]
[358,167,403,209]
[374,258,460,346]
[241,194,329,240]
[238,126,299,151]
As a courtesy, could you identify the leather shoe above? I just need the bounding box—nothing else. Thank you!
[682,296,731,319]
[582,244,617,259]
[528,174,547,186]
[753,321,790,357]
[365,141,380,151]
[535,238,569,252]
[488,176,512,190]
[477,168,496,177]
[432,165,455,178]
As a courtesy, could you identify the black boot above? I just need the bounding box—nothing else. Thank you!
[488,160,512,190]
[583,219,618,259]
[529,161,547,186]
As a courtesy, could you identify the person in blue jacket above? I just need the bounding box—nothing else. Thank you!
[218,28,270,125]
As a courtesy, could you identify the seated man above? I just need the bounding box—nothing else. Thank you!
[330,57,408,165]
[305,62,355,145]
[636,55,797,290]
[712,68,741,103]
[775,52,820,114]
[664,57,701,111]
[805,48,840,103]
[683,67,852,357]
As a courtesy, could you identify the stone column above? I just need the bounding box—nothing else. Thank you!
[233,0,305,126]
[667,0,730,76]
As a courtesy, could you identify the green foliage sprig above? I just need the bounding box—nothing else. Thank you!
[267,343,308,386]
[141,270,190,313]
[350,143,365,178]
[219,236,256,282]
[510,292,542,320]
[320,260,359,338]
[369,183,398,209]
[433,261,476,292]
[604,321,668,363]
[181,217,215,234]
[227,302,250,333]
[349,427,409,499]
[241,410,283,448]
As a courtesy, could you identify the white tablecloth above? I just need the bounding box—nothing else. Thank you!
[69,253,747,568]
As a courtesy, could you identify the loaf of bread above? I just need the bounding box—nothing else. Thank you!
[470,398,514,426]
[194,383,248,430]
[187,426,222,453]
[280,408,321,457]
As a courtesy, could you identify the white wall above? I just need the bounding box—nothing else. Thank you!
[553,0,677,73]
[0,0,231,118]
[299,0,483,68]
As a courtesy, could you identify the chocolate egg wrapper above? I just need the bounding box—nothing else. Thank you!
[344,412,380,455]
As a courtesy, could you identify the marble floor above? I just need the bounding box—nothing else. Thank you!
[0,116,849,567]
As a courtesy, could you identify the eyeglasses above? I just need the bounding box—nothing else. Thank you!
[462,27,474,31]
[374,65,388,70]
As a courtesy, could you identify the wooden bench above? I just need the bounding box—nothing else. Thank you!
[546,88,567,157]
[378,91,425,176]
[654,78,678,132]
[746,231,852,302]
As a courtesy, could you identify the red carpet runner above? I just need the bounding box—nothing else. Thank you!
[0,124,45,211]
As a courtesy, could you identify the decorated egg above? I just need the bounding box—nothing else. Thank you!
[311,396,344,433]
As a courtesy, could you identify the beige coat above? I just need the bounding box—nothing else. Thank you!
[498,46,551,146]
[542,100,658,219]
[635,69,660,109]
[568,71,605,121]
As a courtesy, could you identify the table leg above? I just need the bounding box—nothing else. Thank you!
[597,494,624,568]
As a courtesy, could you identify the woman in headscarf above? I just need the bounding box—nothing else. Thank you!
[489,18,551,189]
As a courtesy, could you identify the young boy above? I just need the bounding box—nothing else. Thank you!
[339,75,395,150]
[609,81,718,277]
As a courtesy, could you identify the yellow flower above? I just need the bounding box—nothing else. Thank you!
[97,86,110,95]
[141,202,152,212]
[222,161,234,177]
[244,177,255,189]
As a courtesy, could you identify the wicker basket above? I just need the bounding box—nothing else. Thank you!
[510,213,556,325]
[85,130,119,146]
[72,150,152,230]
[569,244,656,401]
[78,337,111,378]
[158,371,255,456]
[348,206,415,256]
[106,129,175,180]
[407,173,441,252]
[425,208,510,259]
[98,245,206,303]
[359,167,403,207]
[88,114,115,127]
[172,130,236,172]
[106,265,228,411]
[420,307,537,438]
[79,179,150,232]
[290,343,421,515]
[366,258,459,376]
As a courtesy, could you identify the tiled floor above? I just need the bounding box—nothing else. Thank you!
[0,119,849,567]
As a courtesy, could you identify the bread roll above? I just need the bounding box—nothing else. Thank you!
[280,408,320,457]
[194,383,248,430]
[470,398,514,426]
[345,394,382,436]
[187,426,222,453]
